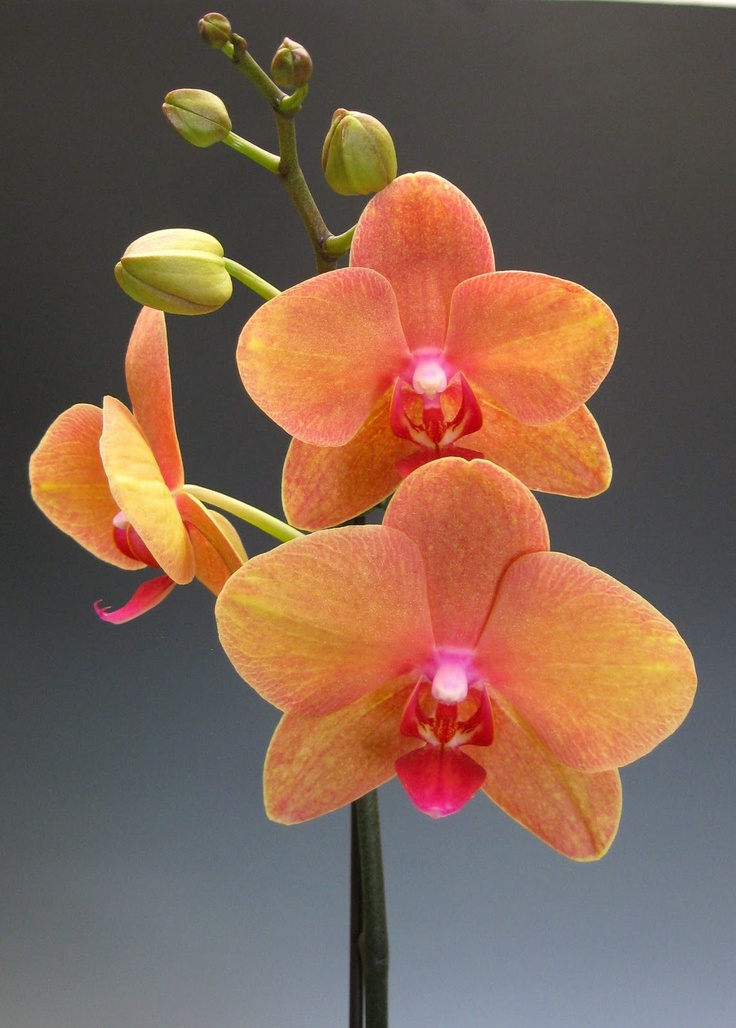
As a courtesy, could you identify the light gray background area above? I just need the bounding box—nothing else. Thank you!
[4,2,734,1025]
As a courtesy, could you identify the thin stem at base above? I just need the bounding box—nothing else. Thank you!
[354,791,389,1028]
[349,803,364,1028]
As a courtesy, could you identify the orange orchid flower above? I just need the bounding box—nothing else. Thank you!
[30,307,245,622]
[216,459,695,860]
[238,172,618,530]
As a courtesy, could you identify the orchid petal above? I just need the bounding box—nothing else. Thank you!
[444,272,618,424]
[281,390,413,530]
[29,404,141,569]
[238,268,410,446]
[384,459,549,649]
[468,701,622,860]
[478,552,697,771]
[351,172,494,350]
[264,676,419,824]
[100,396,194,584]
[124,306,184,492]
[94,574,176,624]
[175,491,245,595]
[216,527,434,716]
[467,396,612,497]
[395,745,487,818]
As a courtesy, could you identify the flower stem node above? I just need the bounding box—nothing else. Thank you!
[271,37,313,90]
[321,109,397,196]
[198,12,232,50]
[163,88,232,147]
[115,228,233,315]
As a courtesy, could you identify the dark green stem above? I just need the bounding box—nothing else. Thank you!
[274,115,337,274]
[354,792,389,1028]
[217,29,342,273]
[349,804,364,1027]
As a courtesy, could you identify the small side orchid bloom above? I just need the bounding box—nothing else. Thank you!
[216,459,695,860]
[238,172,618,530]
[30,307,245,622]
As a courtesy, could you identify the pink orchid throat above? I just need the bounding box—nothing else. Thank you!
[395,654,494,819]
[390,368,484,478]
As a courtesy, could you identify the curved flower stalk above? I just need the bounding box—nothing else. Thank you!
[30,307,245,622]
[238,172,618,530]
[216,458,695,860]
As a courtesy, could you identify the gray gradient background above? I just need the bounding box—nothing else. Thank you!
[4,1,734,1025]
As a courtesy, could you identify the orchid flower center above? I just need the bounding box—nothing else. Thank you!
[389,372,485,477]
[395,670,495,819]
[412,358,448,400]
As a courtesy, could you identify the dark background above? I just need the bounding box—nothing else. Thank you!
[3,2,734,1025]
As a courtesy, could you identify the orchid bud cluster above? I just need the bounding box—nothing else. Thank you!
[31,11,695,873]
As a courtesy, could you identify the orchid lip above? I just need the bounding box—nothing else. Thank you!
[389,373,483,462]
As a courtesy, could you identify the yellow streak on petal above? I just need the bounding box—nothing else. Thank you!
[479,552,697,771]
[100,396,194,583]
[125,307,184,492]
[445,272,618,424]
[470,700,622,861]
[216,526,434,716]
[264,675,419,824]
[466,396,612,497]
[176,492,246,596]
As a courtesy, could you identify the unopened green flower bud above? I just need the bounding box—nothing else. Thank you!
[162,89,232,148]
[115,229,233,315]
[321,109,397,196]
[271,38,313,90]
[198,12,232,50]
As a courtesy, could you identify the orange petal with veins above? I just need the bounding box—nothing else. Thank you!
[100,396,194,583]
[238,268,409,446]
[384,459,549,649]
[216,526,434,716]
[124,306,184,492]
[478,552,697,771]
[264,675,419,824]
[467,397,613,497]
[469,700,622,860]
[444,271,617,424]
[351,172,494,350]
[29,403,140,569]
